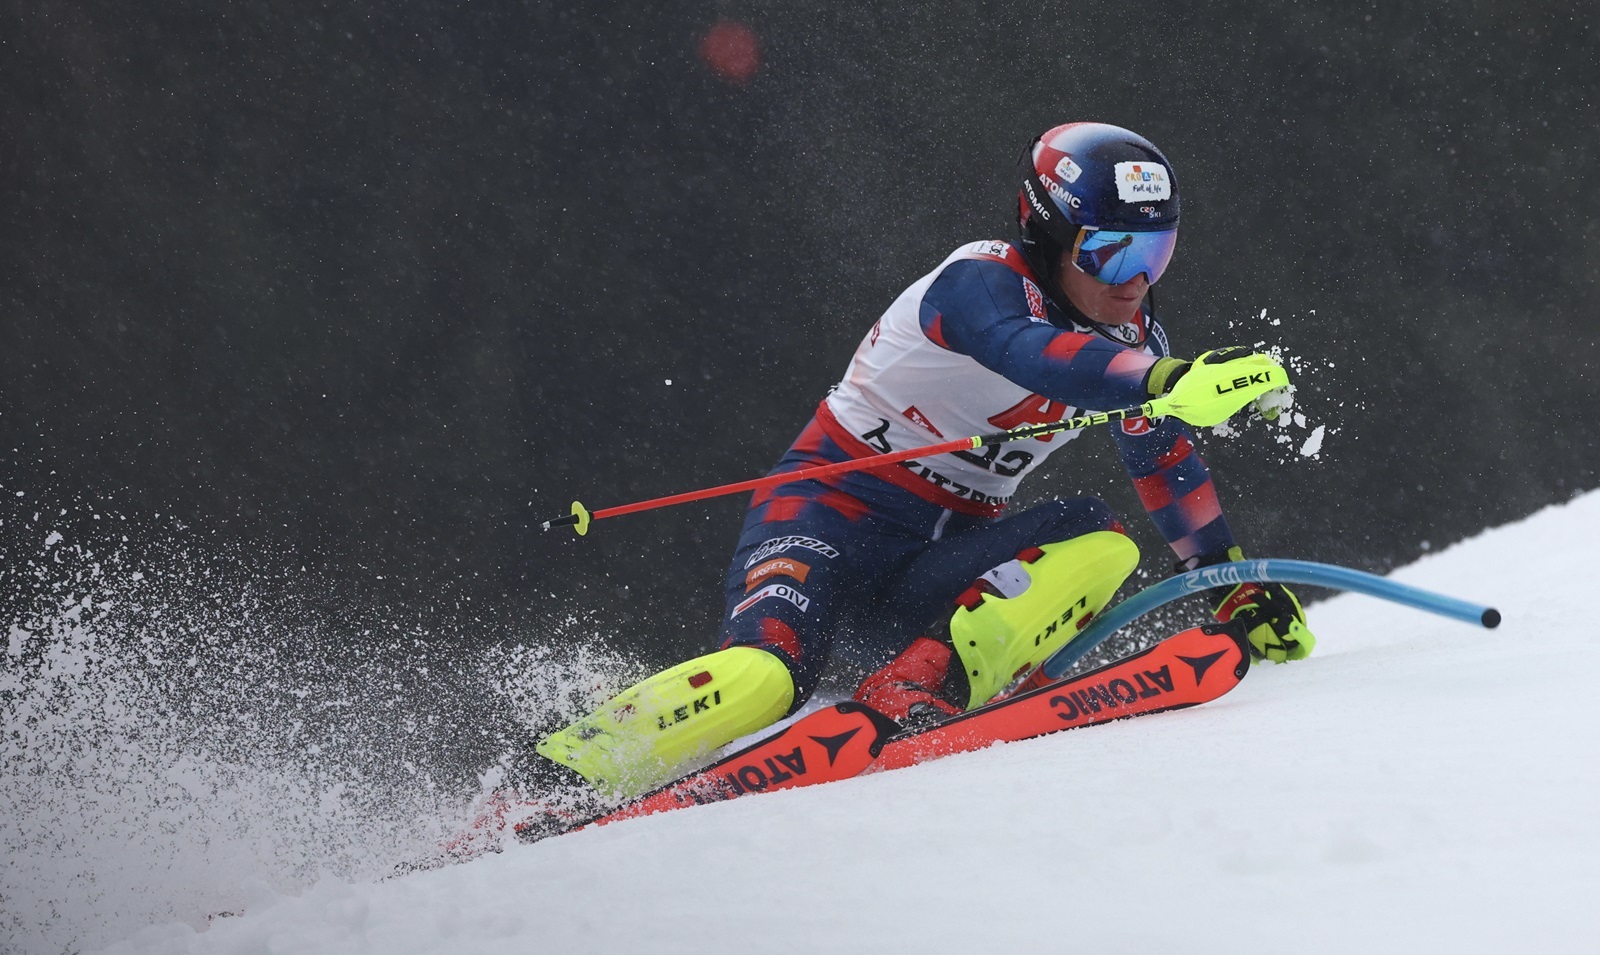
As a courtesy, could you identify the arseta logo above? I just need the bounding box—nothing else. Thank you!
[745,557,811,590]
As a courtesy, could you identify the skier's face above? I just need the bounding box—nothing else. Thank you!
[1058,252,1149,325]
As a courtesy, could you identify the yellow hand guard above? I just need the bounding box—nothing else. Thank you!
[1215,579,1316,664]
[1150,347,1290,428]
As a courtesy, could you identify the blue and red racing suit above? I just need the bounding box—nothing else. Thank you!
[718,240,1236,706]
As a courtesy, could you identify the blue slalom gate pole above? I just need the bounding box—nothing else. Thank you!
[1039,558,1501,681]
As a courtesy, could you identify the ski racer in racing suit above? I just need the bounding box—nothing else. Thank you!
[534,122,1316,802]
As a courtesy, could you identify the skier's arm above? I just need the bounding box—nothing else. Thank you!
[921,260,1186,410]
[1111,417,1235,567]
[1114,404,1315,662]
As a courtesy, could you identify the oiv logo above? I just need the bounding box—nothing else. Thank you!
[731,583,811,618]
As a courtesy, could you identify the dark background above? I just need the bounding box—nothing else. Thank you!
[5,0,1597,665]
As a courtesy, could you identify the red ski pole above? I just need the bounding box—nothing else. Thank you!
[540,349,1290,536]
[540,403,1155,535]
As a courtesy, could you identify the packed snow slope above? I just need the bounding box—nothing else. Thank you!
[99,492,1599,955]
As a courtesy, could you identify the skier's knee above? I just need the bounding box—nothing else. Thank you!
[945,530,1140,709]
[1031,495,1125,539]
[536,645,796,798]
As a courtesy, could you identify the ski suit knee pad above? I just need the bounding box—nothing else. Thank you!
[948,530,1140,710]
[535,646,795,799]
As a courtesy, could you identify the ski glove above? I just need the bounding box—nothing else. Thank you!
[1145,356,1191,398]
[1192,545,1315,664]
[1214,580,1315,663]
[1151,347,1289,428]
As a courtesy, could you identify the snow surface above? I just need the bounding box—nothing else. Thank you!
[45,493,1600,952]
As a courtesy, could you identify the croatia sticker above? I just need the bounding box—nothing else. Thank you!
[1114,161,1171,202]
[1054,156,1083,183]
[1023,278,1048,321]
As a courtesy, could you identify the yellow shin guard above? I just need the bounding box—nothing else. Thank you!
[535,646,796,798]
[948,531,1140,709]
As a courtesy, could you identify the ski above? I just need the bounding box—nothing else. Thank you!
[869,620,1249,771]
[502,620,1249,845]
[585,699,901,827]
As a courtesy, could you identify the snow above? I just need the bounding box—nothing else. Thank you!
[51,492,1600,952]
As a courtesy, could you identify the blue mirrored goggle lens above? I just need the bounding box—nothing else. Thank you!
[1072,228,1178,285]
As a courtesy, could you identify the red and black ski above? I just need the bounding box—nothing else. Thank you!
[529,621,1249,841]
[586,699,901,827]
[869,620,1249,772]
[406,622,1254,864]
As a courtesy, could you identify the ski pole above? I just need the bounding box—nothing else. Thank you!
[540,404,1154,535]
[540,349,1288,535]
[1038,558,1501,680]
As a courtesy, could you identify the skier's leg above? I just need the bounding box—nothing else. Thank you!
[537,500,890,798]
[535,645,797,799]
[853,635,963,724]
[945,527,1138,707]
[854,497,1139,715]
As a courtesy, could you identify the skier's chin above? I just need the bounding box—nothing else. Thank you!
[1057,262,1147,325]
[1102,298,1143,324]
[1086,294,1143,326]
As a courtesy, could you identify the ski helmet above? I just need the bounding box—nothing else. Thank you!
[1016,122,1180,291]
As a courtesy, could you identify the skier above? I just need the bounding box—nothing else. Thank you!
[535,122,1315,803]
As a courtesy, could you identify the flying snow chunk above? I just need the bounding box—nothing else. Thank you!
[1300,425,1326,458]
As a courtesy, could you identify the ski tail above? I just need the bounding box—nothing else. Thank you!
[869,621,1249,772]
[584,701,901,827]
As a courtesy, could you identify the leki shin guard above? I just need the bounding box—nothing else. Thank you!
[536,646,795,798]
[948,531,1140,709]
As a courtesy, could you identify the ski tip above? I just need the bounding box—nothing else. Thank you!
[1481,607,1501,629]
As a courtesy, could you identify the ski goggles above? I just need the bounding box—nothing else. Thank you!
[1071,226,1178,286]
